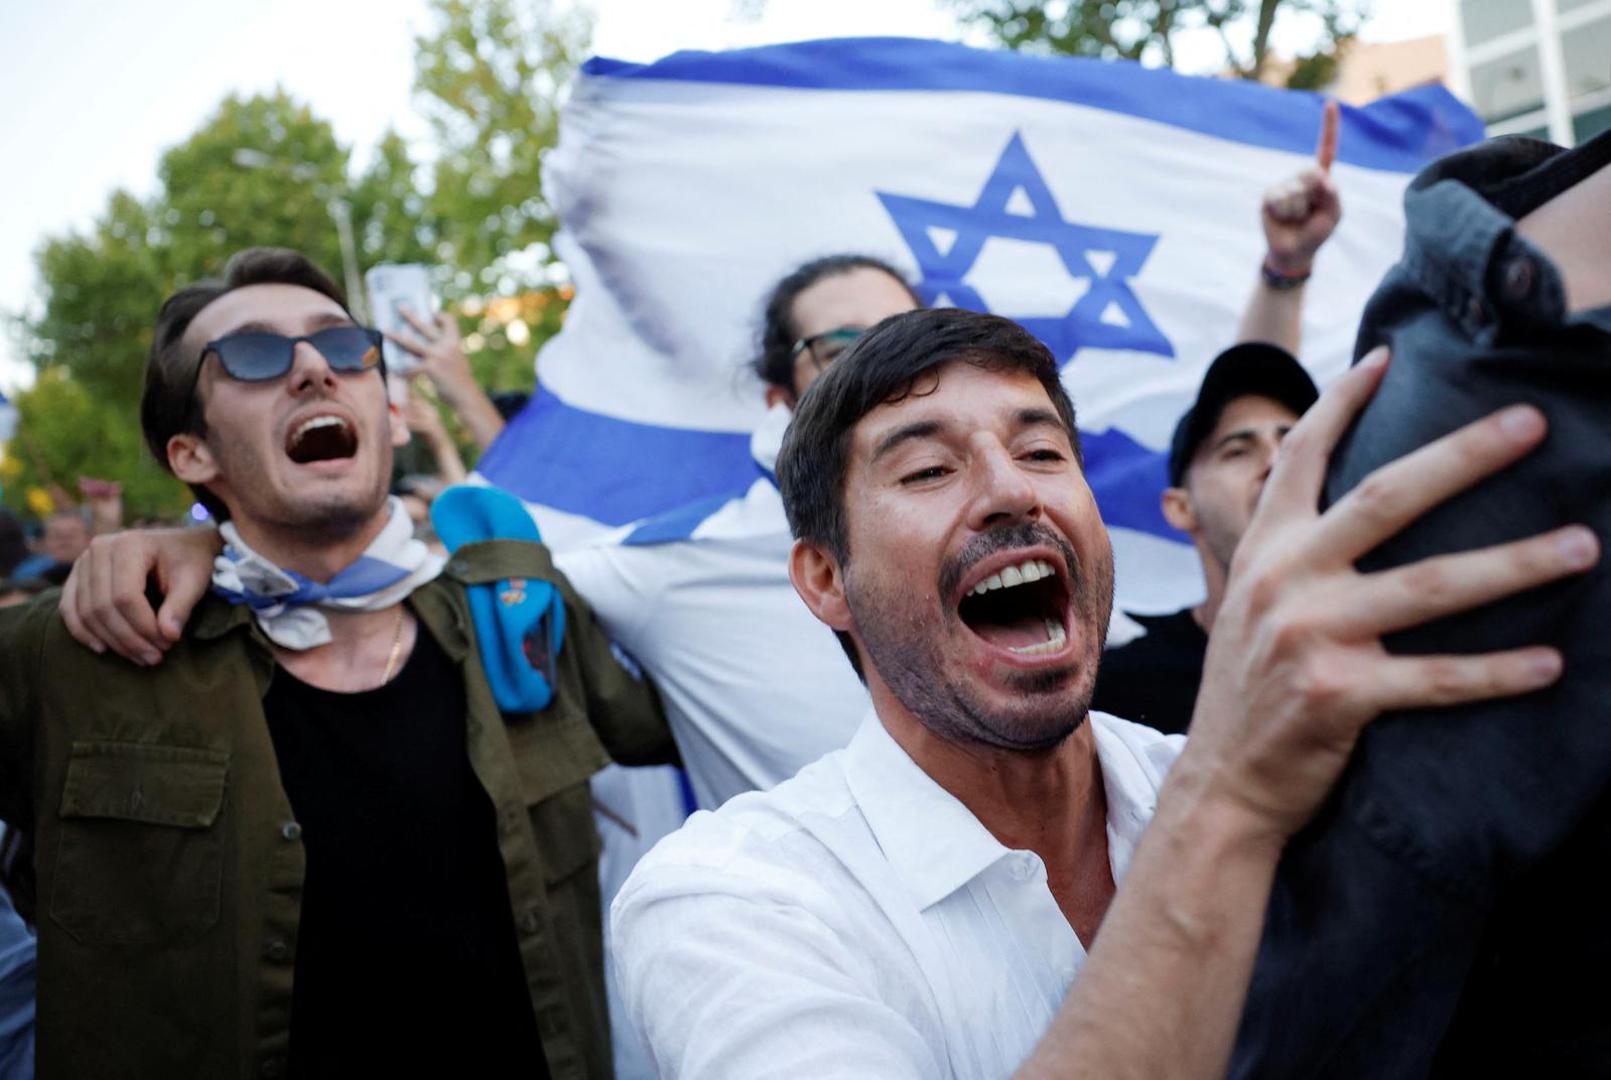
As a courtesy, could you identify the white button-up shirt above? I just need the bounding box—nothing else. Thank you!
[611,711,1184,1079]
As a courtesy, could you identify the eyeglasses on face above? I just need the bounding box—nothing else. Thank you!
[789,326,866,373]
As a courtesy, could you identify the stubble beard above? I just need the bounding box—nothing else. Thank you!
[210,428,393,546]
[845,522,1116,753]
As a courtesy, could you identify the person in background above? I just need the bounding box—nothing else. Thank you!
[9,510,90,583]
[1091,101,1342,735]
[0,876,33,1080]
[0,513,27,580]
[390,307,507,452]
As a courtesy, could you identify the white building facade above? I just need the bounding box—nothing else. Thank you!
[1447,0,1611,144]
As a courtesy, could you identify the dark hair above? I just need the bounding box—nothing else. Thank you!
[0,510,26,578]
[777,307,1080,675]
[751,254,922,395]
[140,247,351,519]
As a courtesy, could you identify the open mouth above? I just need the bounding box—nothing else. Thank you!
[957,556,1070,657]
[285,414,358,464]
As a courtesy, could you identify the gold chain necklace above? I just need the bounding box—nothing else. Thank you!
[379,605,407,686]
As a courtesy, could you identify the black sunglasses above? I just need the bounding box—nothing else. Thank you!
[188,324,385,406]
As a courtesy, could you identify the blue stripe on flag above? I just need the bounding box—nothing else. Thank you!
[477,385,759,527]
[583,38,1481,175]
[484,383,1185,545]
[623,487,752,546]
[1081,427,1183,543]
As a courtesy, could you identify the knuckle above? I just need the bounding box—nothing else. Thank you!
[1423,656,1471,701]
[1399,560,1455,608]
[1347,473,1405,526]
[1291,654,1348,709]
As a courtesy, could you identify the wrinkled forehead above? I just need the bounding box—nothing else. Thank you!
[182,283,352,356]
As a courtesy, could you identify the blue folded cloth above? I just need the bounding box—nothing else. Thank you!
[431,485,565,713]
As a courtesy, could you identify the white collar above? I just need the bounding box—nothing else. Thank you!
[841,710,1166,911]
[749,401,791,474]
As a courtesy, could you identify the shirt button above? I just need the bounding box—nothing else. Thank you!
[1502,255,1536,301]
[279,821,302,842]
[1012,856,1035,882]
[264,938,292,962]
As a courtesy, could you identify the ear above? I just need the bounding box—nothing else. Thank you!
[387,400,409,449]
[168,432,220,487]
[788,538,853,633]
[1160,486,1197,534]
[764,384,795,411]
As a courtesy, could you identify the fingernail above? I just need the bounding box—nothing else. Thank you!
[142,651,161,667]
[1558,527,1598,568]
[1362,346,1389,369]
[1528,650,1563,683]
[1498,404,1543,438]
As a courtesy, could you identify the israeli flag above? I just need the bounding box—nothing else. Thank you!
[478,36,1482,618]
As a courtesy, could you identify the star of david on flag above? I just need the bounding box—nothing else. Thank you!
[482,36,1484,612]
[878,132,1172,365]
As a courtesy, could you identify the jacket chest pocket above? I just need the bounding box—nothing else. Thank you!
[50,742,229,946]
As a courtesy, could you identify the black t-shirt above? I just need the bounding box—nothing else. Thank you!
[264,629,547,1078]
[1089,608,1207,736]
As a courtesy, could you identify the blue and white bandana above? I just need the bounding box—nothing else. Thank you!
[212,496,445,650]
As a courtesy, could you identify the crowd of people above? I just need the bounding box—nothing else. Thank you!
[0,90,1606,1080]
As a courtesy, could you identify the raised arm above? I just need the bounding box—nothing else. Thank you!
[1017,347,1595,1077]
[389,308,507,452]
[1236,99,1342,354]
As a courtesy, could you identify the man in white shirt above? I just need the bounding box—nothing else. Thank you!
[611,306,1593,1077]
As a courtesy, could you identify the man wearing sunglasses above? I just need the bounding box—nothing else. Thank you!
[0,247,672,1078]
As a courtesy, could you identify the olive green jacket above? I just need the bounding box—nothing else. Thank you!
[0,539,673,1079]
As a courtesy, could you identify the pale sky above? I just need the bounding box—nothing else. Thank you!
[0,0,1449,394]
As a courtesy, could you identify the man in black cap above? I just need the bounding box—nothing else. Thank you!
[1091,344,1318,734]
[1091,106,1341,735]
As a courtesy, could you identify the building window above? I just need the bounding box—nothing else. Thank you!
[1561,14,1611,101]
[1575,103,1611,141]
[1460,0,1535,46]
[1470,46,1545,123]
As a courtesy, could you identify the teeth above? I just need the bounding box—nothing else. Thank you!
[292,415,348,442]
[968,558,1059,596]
[1010,618,1068,656]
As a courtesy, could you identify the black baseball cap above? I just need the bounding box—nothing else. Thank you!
[1167,343,1319,486]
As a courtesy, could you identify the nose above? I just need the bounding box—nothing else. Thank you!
[286,338,339,396]
[1256,430,1287,484]
[964,435,1041,532]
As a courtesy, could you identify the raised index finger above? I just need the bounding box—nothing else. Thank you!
[1315,98,1339,173]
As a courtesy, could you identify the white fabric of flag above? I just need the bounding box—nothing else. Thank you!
[476,35,1483,620]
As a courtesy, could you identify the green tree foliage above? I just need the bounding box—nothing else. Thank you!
[1,368,175,522]
[412,0,592,393]
[944,0,1368,89]
[11,0,590,521]
[414,0,589,281]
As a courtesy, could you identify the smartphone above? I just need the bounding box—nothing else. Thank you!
[365,263,435,375]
